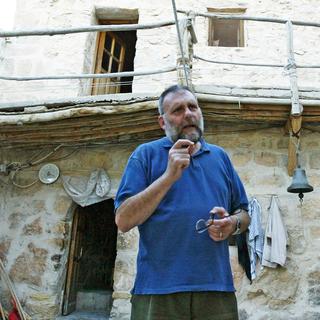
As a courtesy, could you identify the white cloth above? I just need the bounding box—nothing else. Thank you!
[248,197,264,280]
[262,196,288,268]
[62,168,111,207]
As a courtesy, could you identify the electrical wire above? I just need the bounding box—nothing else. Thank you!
[10,167,39,189]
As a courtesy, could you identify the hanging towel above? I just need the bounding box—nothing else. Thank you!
[248,197,264,280]
[262,196,288,268]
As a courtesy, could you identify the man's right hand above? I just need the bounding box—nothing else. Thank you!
[164,139,195,182]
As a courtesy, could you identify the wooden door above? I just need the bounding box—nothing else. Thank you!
[62,208,84,315]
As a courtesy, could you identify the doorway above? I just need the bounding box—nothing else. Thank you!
[62,199,117,317]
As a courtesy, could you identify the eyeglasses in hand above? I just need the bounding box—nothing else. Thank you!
[195,212,215,233]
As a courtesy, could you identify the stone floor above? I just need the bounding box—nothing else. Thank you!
[56,311,110,320]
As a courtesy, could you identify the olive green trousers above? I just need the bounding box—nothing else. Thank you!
[130,291,239,320]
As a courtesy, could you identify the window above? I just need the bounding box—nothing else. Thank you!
[208,8,246,47]
[92,20,137,95]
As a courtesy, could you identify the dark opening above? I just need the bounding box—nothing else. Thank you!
[115,30,137,93]
[77,199,117,291]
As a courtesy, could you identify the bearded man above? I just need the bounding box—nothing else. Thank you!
[115,85,250,320]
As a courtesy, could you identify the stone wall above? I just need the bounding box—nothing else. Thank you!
[1,0,320,103]
[0,0,320,319]
[0,127,319,319]
[111,127,320,320]
[0,144,135,319]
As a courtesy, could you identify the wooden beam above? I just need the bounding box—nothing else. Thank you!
[287,116,302,176]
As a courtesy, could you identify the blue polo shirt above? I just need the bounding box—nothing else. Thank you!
[115,137,248,294]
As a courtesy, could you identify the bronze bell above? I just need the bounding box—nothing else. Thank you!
[287,166,313,201]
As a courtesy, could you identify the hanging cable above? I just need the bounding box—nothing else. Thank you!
[171,0,189,87]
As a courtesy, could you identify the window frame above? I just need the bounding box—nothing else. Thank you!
[92,19,137,95]
[207,7,246,47]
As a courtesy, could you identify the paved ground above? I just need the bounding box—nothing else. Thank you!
[56,311,110,320]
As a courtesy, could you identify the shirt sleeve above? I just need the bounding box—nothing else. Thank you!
[114,156,148,211]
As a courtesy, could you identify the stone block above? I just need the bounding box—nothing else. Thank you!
[53,196,72,215]
[299,198,320,219]
[117,229,139,250]
[47,238,66,250]
[113,254,136,292]
[22,217,43,235]
[309,152,320,169]
[52,221,67,235]
[308,270,320,306]
[247,262,299,309]
[254,151,278,167]
[310,226,320,240]
[287,226,307,255]
[9,211,27,229]
[308,173,320,189]
[230,151,252,167]
[26,299,59,320]
[9,243,48,286]
[253,172,286,188]
[110,297,131,320]
[33,200,46,212]
[0,238,11,263]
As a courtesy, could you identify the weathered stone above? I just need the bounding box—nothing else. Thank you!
[33,200,46,212]
[47,238,66,250]
[117,229,139,250]
[9,243,48,286]
[26,299,59,320]
[53,196,72,215]
[247,263,299,309]
[112,292,131,299]
[253,172,286,188]
[309,152,320,169]
[298,198,320,219]
[308,173,320,189]
[287,225,307,255]
[22,217,43,235]
[52,221,67,235]
[301,312,320,320]
[254,151,278,167]
[8,211,27,229]
[238,309,249,320]
[308,270,320,306]
[310,226,320,240]
[110,297,131,320]
[0,239,11,264]
[30,292,52,301]
[276,137,289,150]
[230,151,252,167]
[113,254,136,292]
[255,137,274,149]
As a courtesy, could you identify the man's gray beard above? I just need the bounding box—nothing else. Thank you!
[177,127,203,143]
[164,118,204,143]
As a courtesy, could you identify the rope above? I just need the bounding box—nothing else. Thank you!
[0,66,176,81]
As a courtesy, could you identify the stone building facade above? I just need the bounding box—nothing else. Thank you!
[0,1,320,320]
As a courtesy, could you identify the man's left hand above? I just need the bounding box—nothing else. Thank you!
[207,207,235,241]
